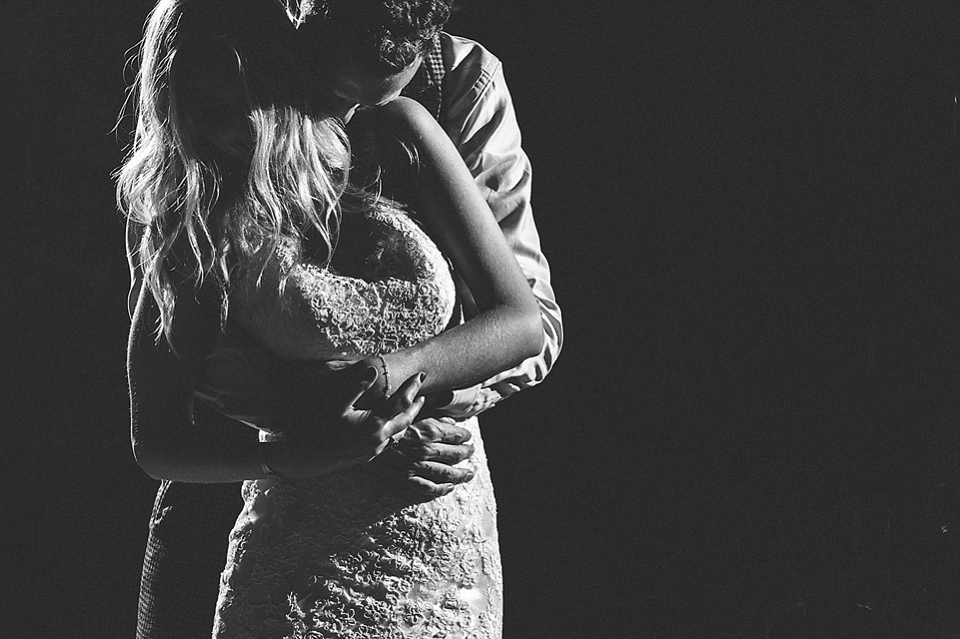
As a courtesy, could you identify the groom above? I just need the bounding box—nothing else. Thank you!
[136,1,562,637]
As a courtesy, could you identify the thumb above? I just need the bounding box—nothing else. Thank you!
[347,365,381,409]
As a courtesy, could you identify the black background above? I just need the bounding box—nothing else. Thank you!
[3,1,960,637]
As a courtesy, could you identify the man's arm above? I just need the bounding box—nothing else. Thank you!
[126,223,471,489]
[434,35,563,418]
[194,334,478,492]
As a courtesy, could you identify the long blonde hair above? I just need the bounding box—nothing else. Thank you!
[116,0,349,336]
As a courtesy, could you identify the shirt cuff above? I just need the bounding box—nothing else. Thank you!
[432,385,482,419]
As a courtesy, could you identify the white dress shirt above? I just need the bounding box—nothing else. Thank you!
[419,34,564,418]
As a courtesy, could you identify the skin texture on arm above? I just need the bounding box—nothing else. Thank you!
[361,97,544,399]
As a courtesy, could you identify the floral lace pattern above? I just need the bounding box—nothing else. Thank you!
[213,419,501,639]
[212,201,503,638]
[230,202,457,361]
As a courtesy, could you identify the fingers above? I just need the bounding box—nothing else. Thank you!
[370,371,425,430]
[408,417,473,446]
[370,396,424,458]
[433,421,472,445]
[343,366,379,409]
[385,372,426,412]
[402,477,456,502]
[408,461,475,486]
[363,455,476,502]
[402,441,475,466]
[338,370,426,463]
[387,396,425,438]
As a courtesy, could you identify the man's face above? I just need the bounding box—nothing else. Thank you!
[311,30,422,122]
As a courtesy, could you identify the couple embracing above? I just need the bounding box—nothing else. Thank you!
[119,1,561,637]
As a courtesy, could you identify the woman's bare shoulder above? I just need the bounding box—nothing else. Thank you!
[373,97,439,140]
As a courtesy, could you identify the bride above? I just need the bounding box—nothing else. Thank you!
[117,0,542,637]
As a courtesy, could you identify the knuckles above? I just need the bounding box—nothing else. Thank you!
[412,422,443,441]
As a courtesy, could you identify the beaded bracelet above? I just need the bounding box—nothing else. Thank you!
[376,354,391,399]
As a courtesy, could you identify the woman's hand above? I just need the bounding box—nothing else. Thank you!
[267,365,426,479]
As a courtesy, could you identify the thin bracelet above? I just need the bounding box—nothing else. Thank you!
[259,445,284,480]
[377,354,391,398]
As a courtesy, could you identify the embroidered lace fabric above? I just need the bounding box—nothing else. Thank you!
[229,201,456,362]
[211,201,503,638]
[213,420,501,639]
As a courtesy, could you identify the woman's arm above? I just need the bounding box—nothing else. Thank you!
[127,272,267,482]
[367,97,543,398]
[126,268,423,482]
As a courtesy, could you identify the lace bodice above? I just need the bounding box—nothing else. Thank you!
[229,200,456,361]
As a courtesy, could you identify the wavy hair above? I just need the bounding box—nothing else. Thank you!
[116,0,350,337]
[287,0,452,72]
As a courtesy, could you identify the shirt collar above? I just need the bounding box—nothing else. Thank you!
[401,33,445,119]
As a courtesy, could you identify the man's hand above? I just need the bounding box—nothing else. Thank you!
[196,332,473,487]
[365,416,476,502]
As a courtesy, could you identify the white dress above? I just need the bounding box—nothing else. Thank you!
[209,202,503,639]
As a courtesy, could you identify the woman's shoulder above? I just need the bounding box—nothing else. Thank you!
[371,97,440,140]
[377,96,431,119]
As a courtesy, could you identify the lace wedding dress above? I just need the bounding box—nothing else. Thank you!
[209,201,504,639]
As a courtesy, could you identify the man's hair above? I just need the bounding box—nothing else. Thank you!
[287,0,453,73]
